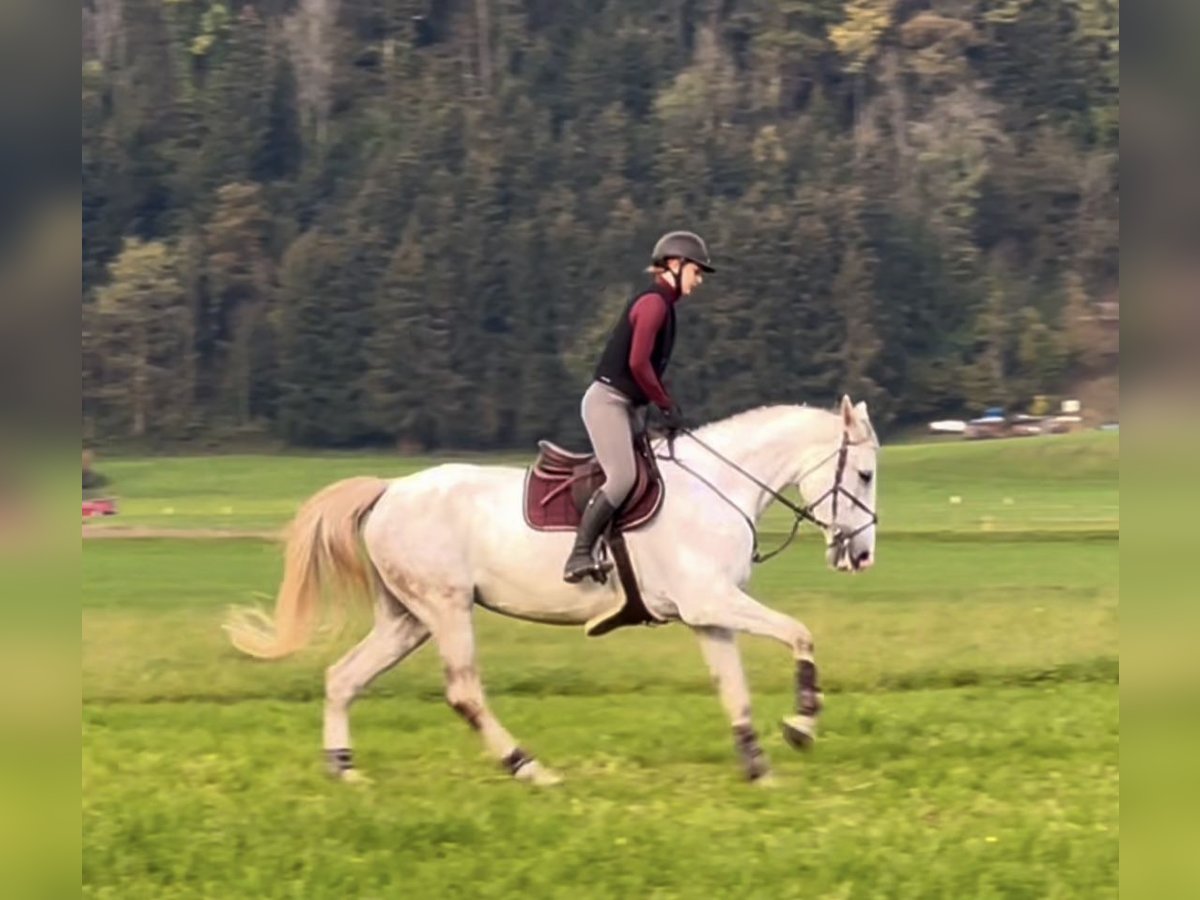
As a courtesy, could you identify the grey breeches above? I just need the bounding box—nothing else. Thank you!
[580,381,644,507]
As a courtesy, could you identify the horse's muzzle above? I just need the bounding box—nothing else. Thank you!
[828,541,873,572]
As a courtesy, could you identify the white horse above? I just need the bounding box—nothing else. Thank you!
[225,396,879,784]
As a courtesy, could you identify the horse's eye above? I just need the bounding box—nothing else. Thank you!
[859,470,874,485]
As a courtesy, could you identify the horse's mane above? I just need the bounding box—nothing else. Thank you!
[693,403,822,436]
[692,402,878,447]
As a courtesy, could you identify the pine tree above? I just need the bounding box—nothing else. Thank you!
[1014,306,1065,406]
[200,7,270,197]
[1060,269,1108,375]
[831,204,885,417]
[362,226,461,449]
[961,268,1012,412]
[90,238,194,439]
[258,54,304,182]
[83,60,125,288]
[202,182,274,425]
[276,229,367,445]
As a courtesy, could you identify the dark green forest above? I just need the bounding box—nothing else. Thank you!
[82,0,1118,449]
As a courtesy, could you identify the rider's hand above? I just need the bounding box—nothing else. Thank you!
[660,402,686,432]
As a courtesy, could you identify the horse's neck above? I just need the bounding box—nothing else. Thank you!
[687,406,839,521]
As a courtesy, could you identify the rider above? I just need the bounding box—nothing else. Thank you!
[562,230,714,583]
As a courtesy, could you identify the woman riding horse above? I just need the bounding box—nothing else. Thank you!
[563,231,715,583]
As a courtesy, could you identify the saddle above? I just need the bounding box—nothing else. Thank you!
[522,433,664,532]
[523,432,666,638]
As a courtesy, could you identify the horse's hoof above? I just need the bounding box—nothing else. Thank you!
[751,771,778,788]
[781,715,817,751]
[338,769,373,786]
[514,760,563,787]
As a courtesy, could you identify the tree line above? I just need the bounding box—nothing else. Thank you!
[82,0,1119,449]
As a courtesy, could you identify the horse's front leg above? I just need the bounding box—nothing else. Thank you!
[692,626,771,783]
[681,587,823,751]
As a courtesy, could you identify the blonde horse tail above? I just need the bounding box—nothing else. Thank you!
[224,476,390,660]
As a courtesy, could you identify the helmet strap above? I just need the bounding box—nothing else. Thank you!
[664,260,683,298]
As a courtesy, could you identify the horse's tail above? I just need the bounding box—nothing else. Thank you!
[224,476,390,660]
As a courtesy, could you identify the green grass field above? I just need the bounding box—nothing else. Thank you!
[83,433,1119,898]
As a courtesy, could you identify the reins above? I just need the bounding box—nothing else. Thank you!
[656,425,878,564]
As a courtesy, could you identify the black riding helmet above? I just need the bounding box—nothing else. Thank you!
[651,231,715,273]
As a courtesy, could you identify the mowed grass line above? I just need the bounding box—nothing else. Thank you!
[83,685,1117,900]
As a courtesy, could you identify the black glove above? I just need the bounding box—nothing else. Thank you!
[660,402,686,432]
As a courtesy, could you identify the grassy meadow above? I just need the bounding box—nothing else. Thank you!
[83,432,1118,898]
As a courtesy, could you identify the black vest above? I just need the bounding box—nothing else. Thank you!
[593,283,677,406]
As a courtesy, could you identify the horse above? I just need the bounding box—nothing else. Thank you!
[224,395,879,785]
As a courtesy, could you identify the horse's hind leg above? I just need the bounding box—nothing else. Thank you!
[423,593,561,786]
[324,587,430,780]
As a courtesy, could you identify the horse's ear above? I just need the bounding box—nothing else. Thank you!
[840,394,855,428]
[854,400,869,419]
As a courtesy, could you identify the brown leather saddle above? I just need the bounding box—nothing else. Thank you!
[522,433,666,637]
[522,433,664,532]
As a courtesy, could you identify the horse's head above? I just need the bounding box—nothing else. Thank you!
[796,395,879,573]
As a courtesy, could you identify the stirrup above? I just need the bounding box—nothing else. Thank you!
[563,556,612,584]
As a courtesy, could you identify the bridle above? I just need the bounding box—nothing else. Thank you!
[657,426,879,565]
[806,430,879,552]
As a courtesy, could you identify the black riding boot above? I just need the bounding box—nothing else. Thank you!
[563,491,617,583]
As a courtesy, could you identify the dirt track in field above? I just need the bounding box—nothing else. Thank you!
[82,526,280,540]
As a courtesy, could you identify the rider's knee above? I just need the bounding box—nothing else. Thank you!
[601,476,635,507]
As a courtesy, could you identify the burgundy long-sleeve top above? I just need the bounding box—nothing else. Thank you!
[626,275,678,409]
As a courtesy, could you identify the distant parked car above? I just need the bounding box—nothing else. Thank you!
[83,496,118,519]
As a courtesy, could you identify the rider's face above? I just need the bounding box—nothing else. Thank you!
[670,260,704,296]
